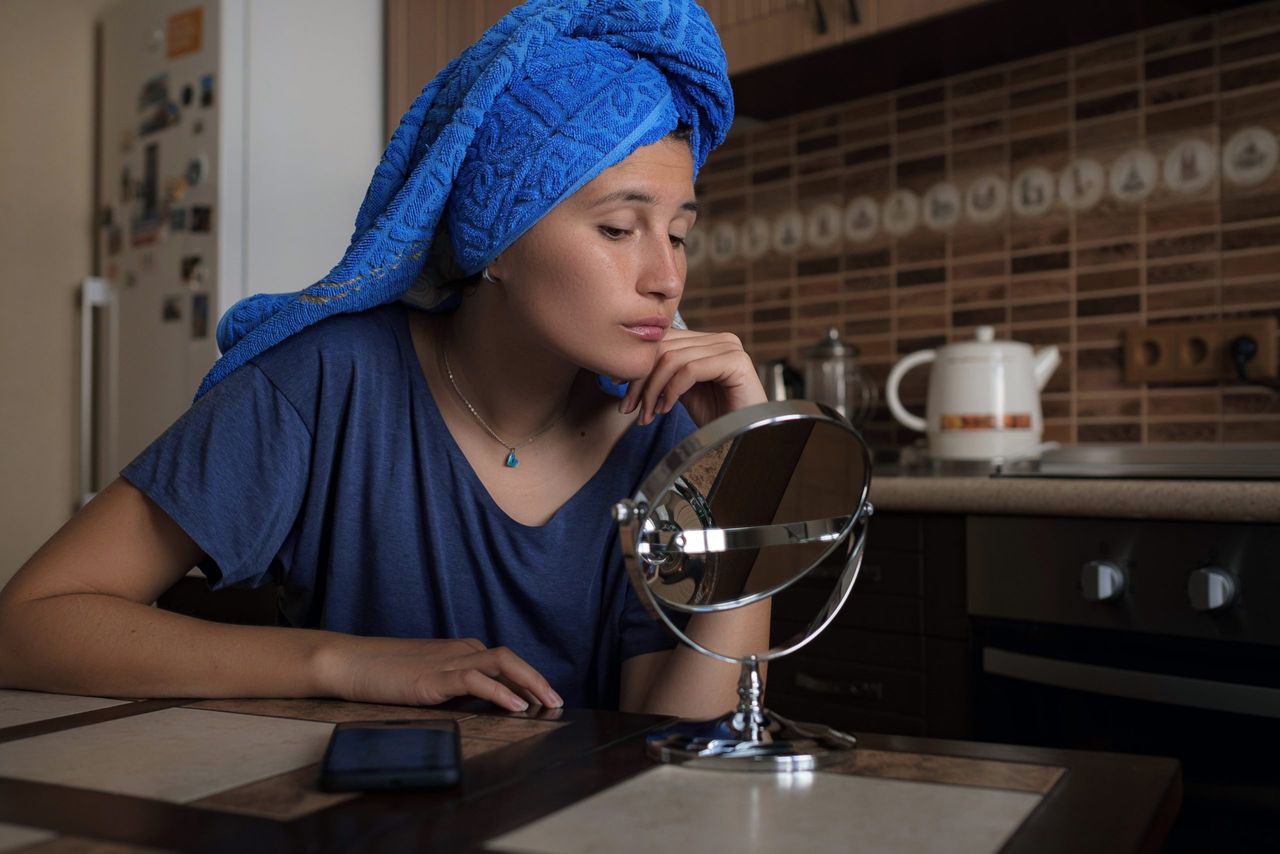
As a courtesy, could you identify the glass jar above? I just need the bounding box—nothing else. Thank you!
[803,327,878,427]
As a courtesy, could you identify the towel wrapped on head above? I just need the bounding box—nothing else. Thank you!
[197,0,733,400]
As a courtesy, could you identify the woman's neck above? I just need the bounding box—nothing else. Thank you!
[430,293,586,443]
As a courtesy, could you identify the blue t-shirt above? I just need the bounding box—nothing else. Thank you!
[122,303,696,708]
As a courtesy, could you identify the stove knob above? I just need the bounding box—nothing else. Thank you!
[1188,567,1237,612]
[1081,560,1126,602]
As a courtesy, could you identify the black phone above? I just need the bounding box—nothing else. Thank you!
[318,719,461,792]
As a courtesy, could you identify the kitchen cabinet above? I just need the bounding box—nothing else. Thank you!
[877,0,993,32]
[701,0,877,75]
[385,0,520,138]
[767,512,973,739]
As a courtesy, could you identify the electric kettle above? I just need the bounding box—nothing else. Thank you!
[885,326,1061,460]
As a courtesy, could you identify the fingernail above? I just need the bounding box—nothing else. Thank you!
[550,691,564,707]
[512,698,529,712]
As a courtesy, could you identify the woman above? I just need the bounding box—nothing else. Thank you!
[0,0,766,717]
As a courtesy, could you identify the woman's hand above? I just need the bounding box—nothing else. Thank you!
[315,635,563,712]
[619,328,767,428]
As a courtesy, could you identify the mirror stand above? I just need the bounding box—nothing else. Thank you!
[645,655,857,772]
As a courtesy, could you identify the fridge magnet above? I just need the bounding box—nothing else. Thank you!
[963,176,1006,226]
[882,189,921,237]
[1223,126,1278,187]
[771,210,805,253]
[99,206,114,228]
[200,74,215,108]
[162,296,183,322]
[192,118,204,136]
[844,195,880,243]
[805,203,842,249]
[166,8,203,59]
[922,182,961,232]
[169,208,187,231]
[185,153,209,187]
[107,225,123,257]
[1058,158,1105,211]
[739,216,771,260]
[1109,149,1158,203]
[130,216,160,246]
[124,271,137,289]
[191,205,212,233]
[181,84,194,107]
[119,166,131,203]
[180,254,203,283]
[1163,139,1216,195]
[137,74,178,136]
[191,292,210,340]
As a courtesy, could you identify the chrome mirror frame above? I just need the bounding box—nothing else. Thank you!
[613,400,874,772]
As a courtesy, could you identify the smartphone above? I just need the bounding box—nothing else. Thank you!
[318,719,461,792]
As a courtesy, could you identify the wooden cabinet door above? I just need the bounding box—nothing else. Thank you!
[385,0,519,138]
[704,0,877,76]
[877,0,989,32]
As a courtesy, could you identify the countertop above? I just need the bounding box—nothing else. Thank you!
[867,474,1280,523]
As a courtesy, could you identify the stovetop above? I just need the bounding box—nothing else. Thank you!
[993,443,1280,479]
[874,443,1280,480]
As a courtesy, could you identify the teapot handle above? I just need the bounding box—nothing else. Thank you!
[885,350,935,433]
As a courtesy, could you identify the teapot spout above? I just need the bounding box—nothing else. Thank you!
[1033,346,1062,390]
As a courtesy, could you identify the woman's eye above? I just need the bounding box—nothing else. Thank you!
[599,226,631,239]
[670,234,687,248]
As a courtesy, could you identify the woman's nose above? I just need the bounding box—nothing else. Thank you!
[639,235,683,300]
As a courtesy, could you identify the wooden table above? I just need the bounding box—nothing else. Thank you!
[0,691,1179,853]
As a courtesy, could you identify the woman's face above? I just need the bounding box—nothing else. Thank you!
[487,137,697,381]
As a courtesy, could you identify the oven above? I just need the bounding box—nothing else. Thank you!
[968,514,1280,852]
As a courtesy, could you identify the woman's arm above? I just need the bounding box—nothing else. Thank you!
[0,479,560,711]
[619,599,770,717]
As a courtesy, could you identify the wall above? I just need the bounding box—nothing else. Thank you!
[682,1,1280,450]
[0,0,114,587]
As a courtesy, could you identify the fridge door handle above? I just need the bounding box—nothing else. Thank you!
[79,277,117,507]
[983,646,1280,719]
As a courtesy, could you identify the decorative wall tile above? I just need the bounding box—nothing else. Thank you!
[681,2,1280,448]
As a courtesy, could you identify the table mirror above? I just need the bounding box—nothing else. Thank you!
[613,399,873,772]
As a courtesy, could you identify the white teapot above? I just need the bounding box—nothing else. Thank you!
[885,326,1061,461]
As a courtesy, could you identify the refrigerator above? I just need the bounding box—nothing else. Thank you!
[87,0,382,502]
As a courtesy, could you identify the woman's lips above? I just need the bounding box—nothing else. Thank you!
[622,317,669,341]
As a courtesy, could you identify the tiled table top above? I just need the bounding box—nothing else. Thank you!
[0,689,1178,853]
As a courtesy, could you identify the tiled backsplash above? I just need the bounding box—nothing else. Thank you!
[682,1,1280,449]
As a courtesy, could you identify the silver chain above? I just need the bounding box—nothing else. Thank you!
[441,342,566,461]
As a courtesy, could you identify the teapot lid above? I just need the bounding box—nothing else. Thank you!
[975,325,996,343]
[806,326,859,359]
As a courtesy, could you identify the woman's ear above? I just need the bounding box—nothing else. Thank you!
[484,256,505,283]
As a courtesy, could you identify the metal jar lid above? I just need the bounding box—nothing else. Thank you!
[805,326,859,359]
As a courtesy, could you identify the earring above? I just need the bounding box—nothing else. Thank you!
[482,267,498,284]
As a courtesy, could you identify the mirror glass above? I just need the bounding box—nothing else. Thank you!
[633,414,869,612]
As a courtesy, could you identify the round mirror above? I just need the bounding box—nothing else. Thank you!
[613,400,874,771]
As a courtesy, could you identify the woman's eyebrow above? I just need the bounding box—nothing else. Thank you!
[588,189,699,214]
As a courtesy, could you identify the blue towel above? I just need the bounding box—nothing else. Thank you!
[197,0,733,400]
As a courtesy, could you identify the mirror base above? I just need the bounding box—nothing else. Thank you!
[645,709,856,773]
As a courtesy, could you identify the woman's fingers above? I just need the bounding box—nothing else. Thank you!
[424,667,531,712]
[453,646,564,709]
[628,339,743,424]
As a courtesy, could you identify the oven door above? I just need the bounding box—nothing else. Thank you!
[975,619,1280,852]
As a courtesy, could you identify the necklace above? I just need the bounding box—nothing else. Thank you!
[441,343,567,468]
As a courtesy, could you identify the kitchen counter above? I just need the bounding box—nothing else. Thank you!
[868,474,1280,523]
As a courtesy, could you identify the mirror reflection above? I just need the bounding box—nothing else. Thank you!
[636,417,869,611]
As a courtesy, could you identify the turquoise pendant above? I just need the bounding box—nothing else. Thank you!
[505,450,519,468]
